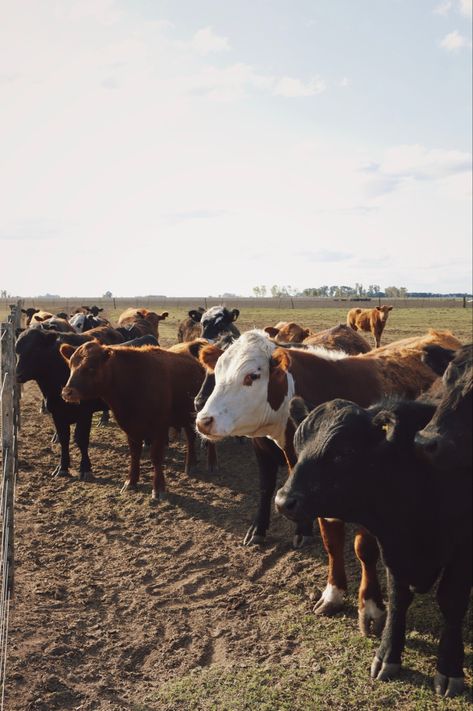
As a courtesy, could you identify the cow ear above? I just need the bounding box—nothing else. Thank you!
[199,345,223,372]
[376,306,382,311]
[159,312,169,320]
[264,326,279,338]
[289,396,309,427]
[371,410,398,442]
[303,329,311,339]
[387,306,393,311]
[270,349,291,372]
[21,309,27,314]
[231,309,240,322]
[98,308,103,313]
[267,349,290,411]
[422,345,455,376]
[59,343,77,362]
[187,340,206,359]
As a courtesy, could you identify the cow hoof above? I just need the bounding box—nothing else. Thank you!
[120,481,137,494]
[370,657,400,681]
[79,471,94,483]
[358,601,386,637]
[151,490,167,502]
[434,673,464,698]
[52,466,70,478]
[312,584,345,616]
[50,433,59,444]
[97,419,110,428]
[293,534,314,549]
[243,526,265,546]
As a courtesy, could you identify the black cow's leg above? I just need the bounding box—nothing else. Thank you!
[434,543,471,697]
[244,439,281,545]
[98,408,110,427]
[75,414,94,482]
[371,570,413,681]
[121,437,143,493]
[51,415,71,478]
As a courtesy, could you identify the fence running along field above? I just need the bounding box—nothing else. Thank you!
[0,303,21,709]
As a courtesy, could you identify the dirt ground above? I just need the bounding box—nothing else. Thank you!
[8,381,337,710]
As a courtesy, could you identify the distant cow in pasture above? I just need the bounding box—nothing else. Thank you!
[276,391,472,697]
[178,307,205,342]
[70,312,110,333]
[347,305,393,348]
[61,341,214,499]
[195,328,461,630]
[117,308,169,341]
[264,322,312,343]
[199,306,240,342]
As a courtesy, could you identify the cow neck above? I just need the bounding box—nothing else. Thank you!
[94,349,145,415]
[35,348,70,399]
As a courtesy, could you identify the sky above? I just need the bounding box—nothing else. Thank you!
[0,0,472,296]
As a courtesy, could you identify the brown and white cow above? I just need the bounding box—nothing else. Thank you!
[264,321,312,343]
[347,305,393,348]
[195,328,461,632]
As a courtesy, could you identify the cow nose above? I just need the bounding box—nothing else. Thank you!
[197,416,214,435]
[275,489,300,516]
[415,431,439,455]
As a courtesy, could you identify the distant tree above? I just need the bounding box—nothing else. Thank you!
[0,290,7,298]
[252,285,267,297]
[103,290,113,298]
[384,286,401,298]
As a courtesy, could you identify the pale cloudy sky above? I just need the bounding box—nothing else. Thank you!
[1,0,471,296]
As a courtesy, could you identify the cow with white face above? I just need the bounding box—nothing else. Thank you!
[197,331,295,447]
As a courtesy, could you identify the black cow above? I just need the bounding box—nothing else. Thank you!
[200,306,240,342]
[415,344,472,471]
[275,396,472,698]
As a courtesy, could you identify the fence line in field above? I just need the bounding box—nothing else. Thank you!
[0,302,21,709]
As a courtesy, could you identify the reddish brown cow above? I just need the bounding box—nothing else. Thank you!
[61,341,211,499]
[347,305,393,348]
[264,321,312,343]
[303,324,371,355]
[118,308,169,340]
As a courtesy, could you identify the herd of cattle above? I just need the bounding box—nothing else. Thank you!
[15,303,472,698]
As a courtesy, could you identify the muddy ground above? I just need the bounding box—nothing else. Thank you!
[8,380,352,710]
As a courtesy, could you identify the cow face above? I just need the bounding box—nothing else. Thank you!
[275,399,382,523]
[196,330,292,441]
[15,329,58,382]
[375,306,393,322]
[188,307,205,323]
[201,307,240,341]
[21,307,40,325]
[70,313,106,333]
[84,305,104,317]
[61,341,111,402]
[415,344,472,471]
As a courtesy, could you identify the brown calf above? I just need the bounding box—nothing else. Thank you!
[61,341,210,499]
[118,308,169,339]
[264,321,312,343]
[347,305,393,347]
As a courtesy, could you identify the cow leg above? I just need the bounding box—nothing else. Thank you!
[206,442,218,472]
[244,439,280,545]
[371,570,413,681]
[314,518,347,615]
[354,528,386,636]
[98,408,110,427]
[40,398,48,415]
[74,414,94,482]
[121,437,143,493]
[183,426,198,474]
[433,544,471,697]
[150,434,168,501]
[51,416,71,478]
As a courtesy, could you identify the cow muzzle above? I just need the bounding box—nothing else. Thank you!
[61,386,81,403]
[196,415,215,436]
[274,487,305,520]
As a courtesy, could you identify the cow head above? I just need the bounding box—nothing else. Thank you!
[15,328,59,382]
[83,305,104,317]
[188,307,205,323]
[415,344,472,471]
[196,330,292,440]
[61,341,112,402]
[21,307,40,325]
[264,322,311,343]
[375,305,393,321]
[201,306,240,341]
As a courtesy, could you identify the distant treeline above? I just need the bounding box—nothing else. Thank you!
[252,284,472,299]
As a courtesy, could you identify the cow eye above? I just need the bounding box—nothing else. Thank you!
[243,373,260,386]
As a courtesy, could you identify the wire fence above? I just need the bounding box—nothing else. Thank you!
[0,302,21,709]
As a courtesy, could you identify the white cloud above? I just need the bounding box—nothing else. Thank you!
[434,1,453,15]
[272,75,326,97]
[440,29,471,50]
[190,26,230,54]
[339,77,350,87]
[459,0,473,17]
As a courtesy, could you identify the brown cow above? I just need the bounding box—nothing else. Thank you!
[61,341,212,499]
[303,323,371,355]
[117,308,169,340]
[177,307,206,342]
[195,328,462,633]
[347,305,393,347]
[264,321,312,343]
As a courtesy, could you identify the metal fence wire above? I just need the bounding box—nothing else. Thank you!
[0,302,22,709]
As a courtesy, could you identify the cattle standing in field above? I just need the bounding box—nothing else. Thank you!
[23,309,55,326]
[69,312,110,333]
[195,328,461,629]
[117,308,169,341]
[275,393,472,697]
[178,307,205,342]
[347,305,393,348]
[199,306,240,342]
[61,341,214,499]
[264,322,312,343]
[304,324,371,355]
